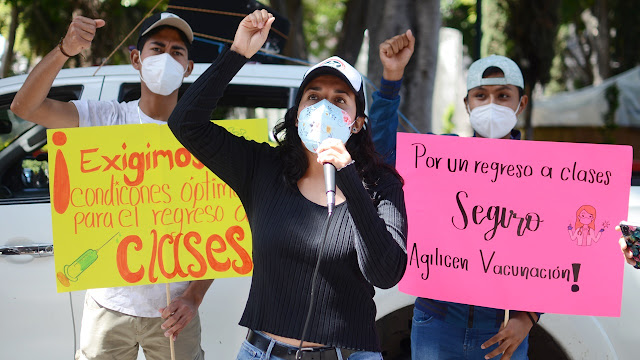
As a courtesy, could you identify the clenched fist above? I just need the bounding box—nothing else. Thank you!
[60,16,106,56]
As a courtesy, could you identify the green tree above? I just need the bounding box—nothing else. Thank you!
[480,0,561,140]
[334,0,366,65]
[0,0,162,75]
[302,0,347,60]
[268,0,348,61]
[0,0,21,77]
[441,0,477,60]
[366,0,441,134]
[480,0,508,57]
[268,0,309,60]
[548,0,640,93]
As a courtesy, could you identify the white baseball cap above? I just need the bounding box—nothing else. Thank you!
[467,55,524,90]
[296,56,365,115]
[139,12,193,44]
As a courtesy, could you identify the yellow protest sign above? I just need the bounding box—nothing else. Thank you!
[48,119,268,292]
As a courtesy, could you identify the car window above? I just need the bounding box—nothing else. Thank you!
[0,148,50,201]
[0,109,35,152]
[0,86,82,203]
[119,83,293,141]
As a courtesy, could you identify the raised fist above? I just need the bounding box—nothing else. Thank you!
[60,16,106,56]
[379,30,415,81]
[230,10,275,59]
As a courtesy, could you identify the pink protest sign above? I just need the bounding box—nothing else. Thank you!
[397,133,632,317]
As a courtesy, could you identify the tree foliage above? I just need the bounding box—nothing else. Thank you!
[6,0,636,139]
[0,0,163,74]
[333,0,366,65]
[302,0,347,60]
[479,0,561,139]
[366,0,441,134]
[501,0,561,88]
[549,0,640,93]
[266,0,308,60]
[480,0,508,57]
[267,0,348,61]
[440,0,477,59]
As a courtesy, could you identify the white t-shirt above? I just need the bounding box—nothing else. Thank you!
[72,99,189,317]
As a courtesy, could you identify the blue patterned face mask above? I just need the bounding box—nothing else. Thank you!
[297,99,355,153]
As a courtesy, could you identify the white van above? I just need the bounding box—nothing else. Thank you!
[0,63,637,359]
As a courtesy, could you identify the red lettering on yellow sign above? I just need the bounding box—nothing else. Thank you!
[53,149,71,214]
[117,235,144,283]
[116,227,252,283]
[184,232,207,277]
[77,144,204,185]
[226,226,252,275]
[80,148,100,173]
[206,233,231,272]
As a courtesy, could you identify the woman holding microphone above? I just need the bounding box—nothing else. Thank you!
[168,10,408,360]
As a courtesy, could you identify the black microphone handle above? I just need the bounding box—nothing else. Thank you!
[323,163,336,215]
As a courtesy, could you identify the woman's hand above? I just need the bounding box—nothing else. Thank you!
[230,10,275,59]
[616,225,638,267]
[316,138,353,170]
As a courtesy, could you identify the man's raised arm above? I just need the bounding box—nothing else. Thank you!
[11,16,105,128]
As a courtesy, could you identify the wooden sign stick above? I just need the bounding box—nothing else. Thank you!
[166,283,176,360]
[503,309,510,328]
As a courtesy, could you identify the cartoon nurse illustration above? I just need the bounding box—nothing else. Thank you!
[568,205,609,246]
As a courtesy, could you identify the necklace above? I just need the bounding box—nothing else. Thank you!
[136,103,143,124]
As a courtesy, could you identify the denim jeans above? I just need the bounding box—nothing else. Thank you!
[235,332,383,360]
[411,307,529,360]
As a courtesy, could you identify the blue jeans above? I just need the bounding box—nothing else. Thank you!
[411,308,529,360]
[235,332,383,360]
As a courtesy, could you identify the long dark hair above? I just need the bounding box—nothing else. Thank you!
[273,105,403,189]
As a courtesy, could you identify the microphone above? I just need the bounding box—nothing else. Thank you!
[323,163,336,215]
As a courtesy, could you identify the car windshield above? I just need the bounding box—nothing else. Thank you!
[0,109,35,152]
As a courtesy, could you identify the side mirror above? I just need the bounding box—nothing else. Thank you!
[0,118,11,134]
[35,153,48,162]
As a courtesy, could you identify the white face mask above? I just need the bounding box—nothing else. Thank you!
[468,102,520,139]
[140,53,186,96]
[297,99,355,153]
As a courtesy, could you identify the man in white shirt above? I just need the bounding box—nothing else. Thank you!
[12,12,209,360]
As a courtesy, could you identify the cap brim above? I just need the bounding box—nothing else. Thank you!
[300,67,359,97]
[141,17,194,43]
[296,67,366,115]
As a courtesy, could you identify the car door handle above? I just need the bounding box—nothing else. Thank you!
[0,244,54,257]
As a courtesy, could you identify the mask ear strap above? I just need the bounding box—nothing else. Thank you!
[139,56,146,84]
[515,98,522,115]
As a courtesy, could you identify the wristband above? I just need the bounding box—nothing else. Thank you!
[526,312,537,326]
[58,37,73,57]
[338,160,355,171]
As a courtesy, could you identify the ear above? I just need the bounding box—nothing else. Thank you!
[463,96,470,115]
[131,49,142,71]
[184,60,194,77]
[352,115,366,133]
[517,95,529,116]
